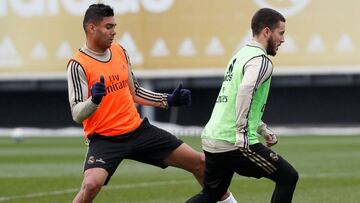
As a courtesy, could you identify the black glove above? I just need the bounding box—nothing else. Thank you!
[167,84,191,107]
[91,75,106,105]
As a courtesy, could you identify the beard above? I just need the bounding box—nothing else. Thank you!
[266,37,277,56]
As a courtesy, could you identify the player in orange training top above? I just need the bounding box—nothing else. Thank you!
[66,3,237,203]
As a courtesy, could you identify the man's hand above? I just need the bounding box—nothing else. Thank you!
[263,133,278,147]
[257,124,278,147]
[167,84,191,107]
[91,75,106,105]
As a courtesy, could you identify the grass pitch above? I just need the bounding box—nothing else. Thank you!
[0,135,359,203]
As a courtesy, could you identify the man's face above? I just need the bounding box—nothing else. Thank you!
[266,21,285,56]
[93,16,117,51]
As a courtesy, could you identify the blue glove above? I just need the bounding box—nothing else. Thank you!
[91,75,106,105]
[167,84,191,107]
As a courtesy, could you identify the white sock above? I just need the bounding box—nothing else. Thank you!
[217,192,237,203]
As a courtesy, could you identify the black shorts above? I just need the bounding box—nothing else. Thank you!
[202,143,297,200]
[83,118,183,185]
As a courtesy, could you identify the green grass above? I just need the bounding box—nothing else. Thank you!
[0,135,360,203]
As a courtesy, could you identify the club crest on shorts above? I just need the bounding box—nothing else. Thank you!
[270,152,279,161]
[88,156,95,164]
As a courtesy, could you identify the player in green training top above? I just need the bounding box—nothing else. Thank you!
[187,8,298,203]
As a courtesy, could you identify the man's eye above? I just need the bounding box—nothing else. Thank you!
[106,25,114,29]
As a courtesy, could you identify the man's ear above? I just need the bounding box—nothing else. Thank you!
[263,27,272,38]
[86,23,96,34]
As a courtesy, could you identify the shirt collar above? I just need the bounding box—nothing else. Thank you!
[82,43,110,56]
[81,44,111,62]
[248,40,267,54]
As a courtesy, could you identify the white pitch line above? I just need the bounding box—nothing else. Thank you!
[0,179,192,202]
[0,188,79,202]
[2,172,357,202]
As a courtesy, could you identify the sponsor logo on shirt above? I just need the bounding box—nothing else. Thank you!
[216,95,228,103]
[87,156,95,165]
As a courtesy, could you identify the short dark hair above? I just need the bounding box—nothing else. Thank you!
[83,3,114,31]
[251,8,285,36]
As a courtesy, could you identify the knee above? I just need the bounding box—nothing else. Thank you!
[290,169,299,184]
[192,153,205,176]
[82,180,103,194]
[280,168,299,186]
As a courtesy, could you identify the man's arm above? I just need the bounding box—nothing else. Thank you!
[128,69,191,108]
[67,60,98,123]
[128,69,169,108]
[257,120,278,147]
[119,43,169,108]
[235,55,273,148]
[121,43,190,108]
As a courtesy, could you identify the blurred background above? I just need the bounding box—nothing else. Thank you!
[1,0,360,136]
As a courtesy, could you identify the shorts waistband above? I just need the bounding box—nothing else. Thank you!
[88,118,150,141]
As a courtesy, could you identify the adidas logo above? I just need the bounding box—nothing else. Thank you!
[0,36,22,68]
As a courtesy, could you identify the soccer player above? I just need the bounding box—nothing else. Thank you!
[186,8,299,203]
[67,3,237,203]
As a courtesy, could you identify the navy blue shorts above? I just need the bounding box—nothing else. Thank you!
[83,118,183,185]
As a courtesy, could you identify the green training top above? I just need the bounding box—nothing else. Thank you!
[202,43,273,147]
